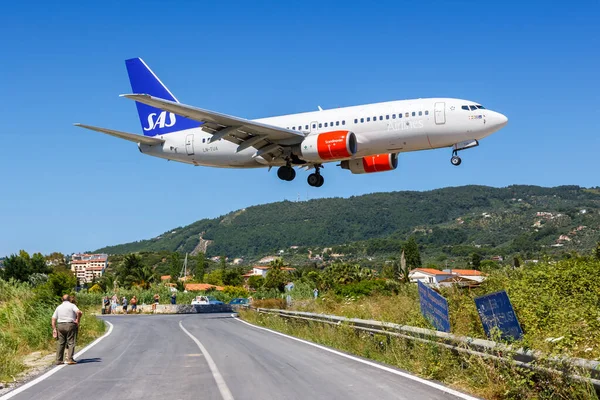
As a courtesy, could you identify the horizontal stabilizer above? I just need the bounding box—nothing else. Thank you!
[74,123,165,145]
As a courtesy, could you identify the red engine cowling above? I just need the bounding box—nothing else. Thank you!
[299,131,357,162]
[340,153,398,174]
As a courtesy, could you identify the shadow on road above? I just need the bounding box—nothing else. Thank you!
[76,358,102,364]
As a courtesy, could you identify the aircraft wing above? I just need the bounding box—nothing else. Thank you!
[121,94,306,155]
[74,123,165,146]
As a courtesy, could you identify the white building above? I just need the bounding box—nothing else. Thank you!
[409,268,455,285]
[409,268,486,286]
[70,253,108,283]
[245,266,296,278]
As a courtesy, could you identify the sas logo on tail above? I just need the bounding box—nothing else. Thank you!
[143,111,177,131]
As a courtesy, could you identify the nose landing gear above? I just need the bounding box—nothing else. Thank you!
[450,139,479,166]
[450,150,462,166]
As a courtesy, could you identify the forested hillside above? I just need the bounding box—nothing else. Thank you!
[96,185,600,261]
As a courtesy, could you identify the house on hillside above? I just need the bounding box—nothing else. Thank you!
[258,256,278,264]
[443,269,486,283]
[409,268,455,285]
[438,276,481,288]
[185,283,224,292]
[409,268,486,287]
[244,266,296,279]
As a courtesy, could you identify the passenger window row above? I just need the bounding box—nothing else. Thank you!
[288,121,347,131]
[354,110,429,124]
[286,109,432,131]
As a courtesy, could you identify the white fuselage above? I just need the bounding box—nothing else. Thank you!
[139,97,507,168]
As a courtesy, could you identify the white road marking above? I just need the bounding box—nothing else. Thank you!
[178,321,234,400]
[232,315,480,400]
[0,321,114,400]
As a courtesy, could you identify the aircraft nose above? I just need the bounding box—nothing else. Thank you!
[498,112,508,127]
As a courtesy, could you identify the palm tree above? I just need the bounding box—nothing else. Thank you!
[127,265,156,290]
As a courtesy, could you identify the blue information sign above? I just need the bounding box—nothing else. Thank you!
[417,281,451,332]
[474,290,523,341]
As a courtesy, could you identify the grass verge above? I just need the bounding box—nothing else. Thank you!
[240,309,598,400]
[0,280,106,382]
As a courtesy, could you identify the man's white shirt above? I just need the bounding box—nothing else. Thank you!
[52,301,80,323]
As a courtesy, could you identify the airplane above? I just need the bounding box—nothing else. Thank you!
[75,58,508,187]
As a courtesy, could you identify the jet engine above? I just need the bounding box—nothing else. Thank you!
[299,130,357,162]
[340,153,398,174]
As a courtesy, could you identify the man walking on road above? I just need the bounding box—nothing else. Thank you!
[52,294,82,365]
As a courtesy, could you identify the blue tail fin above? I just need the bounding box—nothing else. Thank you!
[125,58,200,136]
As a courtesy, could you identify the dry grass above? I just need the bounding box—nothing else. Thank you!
[240,310,598,400]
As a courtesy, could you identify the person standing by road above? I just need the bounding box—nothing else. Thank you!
[122,296,128,314]
[171,292,177,305]
[51,294,82,365]
[130,295,138,313]
[111,294,118,313]
[103,296,110,315]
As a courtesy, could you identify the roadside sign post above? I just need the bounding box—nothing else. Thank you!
[417,281,451,332]
[474,290,523,341]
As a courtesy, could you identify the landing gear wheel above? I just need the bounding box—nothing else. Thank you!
[316,175,324,187]
[451,155,462,166]
[277,166,296,181]
[307,173,321,187]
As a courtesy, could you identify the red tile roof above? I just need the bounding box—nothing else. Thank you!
[412,268,453,276]
[161,275,171,281]
[447,269,485,276]
[185,283,224,291]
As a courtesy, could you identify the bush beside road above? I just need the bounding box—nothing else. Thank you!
[0,279,105,383]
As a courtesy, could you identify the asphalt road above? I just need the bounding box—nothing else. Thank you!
[4,313,476,400]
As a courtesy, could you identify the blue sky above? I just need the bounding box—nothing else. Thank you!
[1,0,598,256]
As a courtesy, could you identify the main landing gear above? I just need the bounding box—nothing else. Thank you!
[277,165,296,181]
[277,164,324,187]
[307,165,324,187]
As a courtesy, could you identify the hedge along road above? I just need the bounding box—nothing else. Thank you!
[1,313,479,400]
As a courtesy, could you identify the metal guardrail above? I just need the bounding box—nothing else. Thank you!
[251,307,600,390]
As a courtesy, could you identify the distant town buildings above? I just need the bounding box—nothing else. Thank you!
[243,266,297,279]
[69,253,108,283]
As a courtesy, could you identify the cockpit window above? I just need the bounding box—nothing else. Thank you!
[476,105,485,109]
[469,105,477,111]
[461,105,469,111]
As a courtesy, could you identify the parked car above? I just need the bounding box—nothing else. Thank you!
[207,296,224,305]
[191,295,210,305]
[229,298,249,305]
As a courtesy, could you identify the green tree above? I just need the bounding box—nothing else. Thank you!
[222,267,243,286]
[402,237,422,269]
[170,252,181,283]
[219,255,227,273]
[471,253,482,270]
[247,275,265,290]
[2,252,32,282]
[116,254,146,289]
[127,265,156,289]
[264,260,288,292]
[513,256,521,268]
[381,260,399,281]
[47,270,77,298]
[594,242,600,261]
[398,250,411,283]
[195,252,206,282]
[205,269,223,286]
[30,252,50,274]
